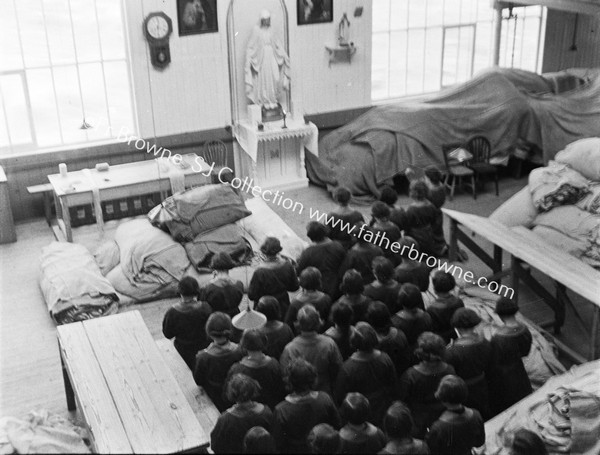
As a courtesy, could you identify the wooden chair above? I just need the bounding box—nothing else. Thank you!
[442,144,476,200]
[465,135,499,196]
[201,140,228,167]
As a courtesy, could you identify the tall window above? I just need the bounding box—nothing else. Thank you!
[372,0,546,101]
[0,0,135,156]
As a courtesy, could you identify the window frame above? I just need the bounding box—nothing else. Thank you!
[0,0,137,157]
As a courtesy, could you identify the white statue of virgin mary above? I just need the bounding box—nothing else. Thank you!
[244,10,290,110]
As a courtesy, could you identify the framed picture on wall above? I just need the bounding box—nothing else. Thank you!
[177,0,218,36]
[297,0,333,25]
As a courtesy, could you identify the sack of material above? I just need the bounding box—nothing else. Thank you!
[555,137,600,181]
[576,182,600,215]
[39,242,119,324]
[184,224,252,271]
[150,184,251,242]
[93,241,120,276]
[490,186,538,228]
[113,219,189,292]
[528,161,589,212]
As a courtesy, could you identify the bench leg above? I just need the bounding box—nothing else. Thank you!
[448,219,458,262]
[61,355,77,411]
[591,307,599,360]
[43,192,53,226]
[493,245,502,285]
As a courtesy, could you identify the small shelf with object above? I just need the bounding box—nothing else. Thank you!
[324,42,357,66]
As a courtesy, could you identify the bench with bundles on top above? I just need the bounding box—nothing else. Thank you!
[444,208,600,362]
[57,310,218,453]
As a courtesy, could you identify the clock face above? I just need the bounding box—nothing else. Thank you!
[147,15,170,40]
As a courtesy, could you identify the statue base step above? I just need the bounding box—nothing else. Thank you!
[262,104,284,122]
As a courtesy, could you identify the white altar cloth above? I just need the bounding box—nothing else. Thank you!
[233,118,318,162]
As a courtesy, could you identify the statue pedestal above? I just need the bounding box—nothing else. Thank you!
[233,118,318,191]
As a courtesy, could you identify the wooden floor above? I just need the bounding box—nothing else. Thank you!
[0,175,597,420]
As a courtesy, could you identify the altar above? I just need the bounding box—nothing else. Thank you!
[233,117,318,191]
[226,1,317,191]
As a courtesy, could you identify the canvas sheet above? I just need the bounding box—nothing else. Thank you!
[307,68,600,200]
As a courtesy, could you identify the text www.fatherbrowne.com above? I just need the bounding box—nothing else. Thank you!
[113,126,513,299]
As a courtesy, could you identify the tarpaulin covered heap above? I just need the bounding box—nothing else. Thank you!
[306,67,600,199]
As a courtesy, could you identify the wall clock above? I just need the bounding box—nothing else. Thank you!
[144,12,173,69]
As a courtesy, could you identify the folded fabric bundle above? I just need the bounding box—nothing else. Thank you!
[576,182,600,215]
[533,205,600,264]
[482,361,600,455]
[149,184,251,242]
[529,161,589,212]
[554,137,600,181]
[39,242,119,324]
[93,240,120,276]
[0,410,90,454]
[489,186,538,228]
[184,223,252,271]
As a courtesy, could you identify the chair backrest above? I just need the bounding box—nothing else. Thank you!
[465,135,491,164]
[202,140,228,167]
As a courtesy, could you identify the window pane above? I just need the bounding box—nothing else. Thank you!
[406,29,425,94]
[104,61,134,137]
[372,33,391,100]
[372,0,544,102]
[97,0,126,60]
[388,31,408,98]
[0,102,10,148]
[424,27,443,92]
[373,0,391,33]
[70,0,102,62]
[408,0,427,29]
[473,21,493,75]
[427,0,444,27]
[456,26,475,82]
[44,0,77,65]
[442,28,456,86]
[27,69,62,147]
[460,0,477,24]
[477,0,493,21]
[444,0,461,26]
[16,0,50,68]
[1,75,32,145]
[53,66,86,144]
[0,1,24,71]
[390,0,408,30]
[520,17,540,71]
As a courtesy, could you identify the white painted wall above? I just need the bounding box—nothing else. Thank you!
[124,0,373,139]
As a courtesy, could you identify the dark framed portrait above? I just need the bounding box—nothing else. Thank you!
[297,0,333,25]
[177,0,218,36]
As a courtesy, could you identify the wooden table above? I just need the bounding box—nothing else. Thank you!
[444,208,600,361]
[48,154,212,242]
[57,311,209,453]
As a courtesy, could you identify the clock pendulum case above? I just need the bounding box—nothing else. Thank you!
[144,12,173,69]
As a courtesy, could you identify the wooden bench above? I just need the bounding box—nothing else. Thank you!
[444,208,600,361]
[57,311,210,453]
[27,183,54,226]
